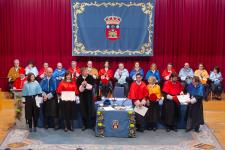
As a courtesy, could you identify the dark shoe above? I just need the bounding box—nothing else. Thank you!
[64,128,68,132]
[44,125,48,130]
[29,128,32,132]
[153,127,157,131]
[194,127,200,133]
[166,128,170,132]
[81,126,87,131]
[137,128,144,132]
[172,127,177,132]
[54,125,60,130]
[33,127,37,132]
[185,128,192,132]
[147,127,153,131]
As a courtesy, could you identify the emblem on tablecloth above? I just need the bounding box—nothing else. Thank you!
[112,120,119,129]
[104,16,122,41]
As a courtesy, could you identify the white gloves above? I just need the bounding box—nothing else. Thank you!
[166,94,173,100]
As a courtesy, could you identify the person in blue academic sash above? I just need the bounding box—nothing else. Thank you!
[129,62,144,81]
[40,67,59,130]
[186,76,204,133]
[145,63,161,83]
[22,73,42,132]
[52,62,66,86]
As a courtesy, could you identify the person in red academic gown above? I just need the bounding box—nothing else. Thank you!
[56,71,79,132]
[162,63,176,81]
[128,73,149,132]
[38,62,49,80]
[162,72,184,132]
[98,61,113,98]
[13,68,27,89]
[68,61,81,80]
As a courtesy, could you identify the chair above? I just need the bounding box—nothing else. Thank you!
[113,86,125,98]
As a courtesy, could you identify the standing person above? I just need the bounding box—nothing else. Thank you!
[98,61,113,98]
[146,76,161,131]
[77,68,95,131]
[114,63,129,97]
[209,66,223,100]
[128,73,148,132]
[68,61,81,80]
[162,63,176,81]
[186,76,204,133]
[22,73,42,132]
[57,71,79,132]
[129,62,144,81]
[162,73,184,132]
[7,59,21,90]
[25,60,39,77]
[40,67,59,130]
[53,62,66,87]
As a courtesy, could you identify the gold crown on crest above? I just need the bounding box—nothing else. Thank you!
[104,16,122,25]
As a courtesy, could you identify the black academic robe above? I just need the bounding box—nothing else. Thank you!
[162,81,184,126]
[76,75,96,128]
[186,83,204,129]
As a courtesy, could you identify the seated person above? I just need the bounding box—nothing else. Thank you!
[68,61,81,80]
[38,62,49,80]
[162,63,176,81]
[98,61,113,98]
[128,73,148,132]
[194,63,209,100]
[7,59,21,90]
[114,63,129,97]
[25,60,39,77]
[145,63,161,83]
[13,68,27,90]
[162,73,184,132]
[178,62,194,87]
[146,76,161,131]
[52,62,66,87]
[186,76,204,133]
[209,66,223,100]
[129,62,144,81]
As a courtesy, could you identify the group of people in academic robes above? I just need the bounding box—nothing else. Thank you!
[128,72,204,133]
[8,59,208,133]
[20,67,96,132]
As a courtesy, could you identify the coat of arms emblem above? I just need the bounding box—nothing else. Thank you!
[104,16,122,41]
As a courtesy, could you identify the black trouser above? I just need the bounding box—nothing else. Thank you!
[25,96,39,128]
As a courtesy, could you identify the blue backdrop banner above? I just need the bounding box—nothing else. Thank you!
[71,0,155,56]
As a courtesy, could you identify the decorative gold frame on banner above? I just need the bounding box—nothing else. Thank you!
[72,2,154,56]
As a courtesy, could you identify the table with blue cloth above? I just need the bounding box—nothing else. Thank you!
[37,99,188,132]
[95,99,136,138]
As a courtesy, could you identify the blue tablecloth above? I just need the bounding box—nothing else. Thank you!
[37,99,187,130]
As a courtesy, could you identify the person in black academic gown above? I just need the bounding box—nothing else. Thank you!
[76,67,96,131]
[186,76,204,132]
[162,73,184,132]
[40,67,59,130]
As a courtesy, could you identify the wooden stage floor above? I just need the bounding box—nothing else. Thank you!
[0,91,225,149]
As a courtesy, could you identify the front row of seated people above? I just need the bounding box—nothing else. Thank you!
[8,59,222,133]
